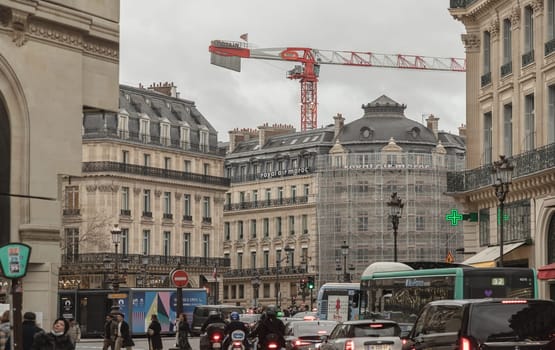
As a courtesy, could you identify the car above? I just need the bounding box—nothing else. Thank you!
[403,298,555,350]
[285,320,338,350]
[397,323,413,338]
[292,311,318,320]
[320,319,402,350]
[191,304,246,336]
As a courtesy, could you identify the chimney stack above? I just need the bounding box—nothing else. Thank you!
[147,82,178,98]
[333,113,344,138]
[426,114,439,139]
[458,124,466,139]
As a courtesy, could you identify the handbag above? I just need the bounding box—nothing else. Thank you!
[147,328,154,336]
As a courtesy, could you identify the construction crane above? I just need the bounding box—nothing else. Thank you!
[209,40,466,131]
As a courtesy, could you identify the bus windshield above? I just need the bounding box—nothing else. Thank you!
[316,283,360,322]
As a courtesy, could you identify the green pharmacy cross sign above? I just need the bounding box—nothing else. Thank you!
[0,243,32,279]
[446,209,463,226]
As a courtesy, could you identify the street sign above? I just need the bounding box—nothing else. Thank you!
[171,269,189,287]
[107,293,128,299]
[0,243,32,279]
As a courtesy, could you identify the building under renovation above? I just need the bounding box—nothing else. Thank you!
[223,95,467,306]
[315,96,466,283]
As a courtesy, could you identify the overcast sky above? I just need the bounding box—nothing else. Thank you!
[120,1,466,142]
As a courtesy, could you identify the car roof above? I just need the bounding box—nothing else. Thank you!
[425,298,547,307]
[341,319,398,325]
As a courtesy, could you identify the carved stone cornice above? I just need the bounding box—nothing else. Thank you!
[86,184,97,192]
[461,33,480,51]
[0,6,118,60]
[488,18,499,40]
[98,183,119,192]
[155,190,162,197]
[194,194,202,202]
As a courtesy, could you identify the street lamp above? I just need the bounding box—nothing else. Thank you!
[491,155,514,267]
[387,192,404,262]
[251,274,261,308]
[341,241,350,282]
[108,224,122,311]
[275,245,294,308]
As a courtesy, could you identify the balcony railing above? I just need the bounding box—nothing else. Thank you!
[202,217,212,224]
[522,50,534,67]
[60,253,230,271]
[142,211,152,218]
[163,213,173,220]
[63,208,80,216]
[546,39,555,56]
[449,0,477,8]
[183,215,192,222]
[120,209,131,216]
[500,61,512,77]
[229,168,313,184]
[83,161,230,187]
[481,72,491,87]
[224,196,309,211]
[223,265,307,278]
[447,142,555,193]
[83,128,226,156]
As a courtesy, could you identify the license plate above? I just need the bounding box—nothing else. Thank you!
[213,343,221,349]
[368,345,390,350]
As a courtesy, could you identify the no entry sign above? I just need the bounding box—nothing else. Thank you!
[171,269,189,287]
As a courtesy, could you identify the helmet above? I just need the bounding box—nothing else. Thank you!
[230,312,240,321]
[265,305,277,318]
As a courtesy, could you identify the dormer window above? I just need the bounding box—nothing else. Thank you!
[118,113,129,139]
[199,126,209,152]
[161,121,171,146]
[180,125,190,150]
[410,127,421,139]
[360,127,373,140]
[139,115,150,143]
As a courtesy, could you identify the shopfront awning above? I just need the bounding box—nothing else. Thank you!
[537,263,555,280]
[462,242,527,267]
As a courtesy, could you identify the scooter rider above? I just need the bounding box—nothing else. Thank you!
[250,306,285,350]
[223,312,249,349]
[201,311,227,334]
[200,311,227,350]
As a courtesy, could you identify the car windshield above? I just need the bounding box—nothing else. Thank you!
[292,322,337,336]
[351,323,400,337]
[469,301,555,342]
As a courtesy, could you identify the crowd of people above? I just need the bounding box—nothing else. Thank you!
[0,304,289,350]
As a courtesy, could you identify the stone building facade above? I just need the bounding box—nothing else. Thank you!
[448,0,555,298]
[0,0,119,326]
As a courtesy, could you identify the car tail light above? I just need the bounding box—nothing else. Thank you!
[460,337,471,350]
[295,340,311,347]
[501,300,527,304]
[370,324,384,328]
[233,341,242,347]
[345,340,354,350]
[268,342,279,349]
[212,333,221,342]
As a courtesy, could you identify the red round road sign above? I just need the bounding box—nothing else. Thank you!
[171,269,189,287]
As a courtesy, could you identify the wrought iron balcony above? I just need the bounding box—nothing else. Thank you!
[449,0,477,8]
[223,265,307,278]
[83,128,227,156]
[183,215,192,222]
[500,61,512,77]
[83,161,230,187]
[481,72,491,87]
[224,196,309,211]
[60,253,230,272]
[163,213,173,220]
[202,217,212,224]
[142,211,152,218]
[229,168,313,184]
[546,39,555,56]
[447,142,555,193]
[120,209,131,216]
[522,50,534,67]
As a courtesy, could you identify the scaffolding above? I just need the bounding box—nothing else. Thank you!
[315,150,465,284]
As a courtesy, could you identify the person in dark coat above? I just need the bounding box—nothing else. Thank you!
[102,314,117,350]
[147,315,162,350]
[177,313,191,350]
[114,312,134,350]
[30,318,74,350]
[22,312,43,350]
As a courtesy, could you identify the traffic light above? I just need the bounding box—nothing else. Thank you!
[307,276,315,290]
[300,278,307,290]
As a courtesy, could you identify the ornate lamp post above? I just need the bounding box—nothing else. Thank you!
[341,241,350,282]
[275,245,294,308]
[491,155,514,267]
[251,274,261,308]
[105,224,122,311]
[387,192,404,262]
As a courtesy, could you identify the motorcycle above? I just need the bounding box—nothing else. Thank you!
[200,323,226,350]
[228,330,247,350]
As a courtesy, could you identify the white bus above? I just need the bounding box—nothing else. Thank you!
[316,283,360,322]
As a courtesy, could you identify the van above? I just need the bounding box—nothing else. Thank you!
[191,304,246,336]
[403,298,555,350]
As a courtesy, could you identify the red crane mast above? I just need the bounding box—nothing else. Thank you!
[209,40,465,131]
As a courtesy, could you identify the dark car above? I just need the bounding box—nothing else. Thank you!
[403,298,555,350]
[191,305,246,336]
[285,320,338,350]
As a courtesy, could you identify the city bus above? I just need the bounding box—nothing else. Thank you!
[316,282,361,321]
[359,261,538,322]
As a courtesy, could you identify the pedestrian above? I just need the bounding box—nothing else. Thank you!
[0,310,9,350]
[66,319,81,345]
[30,318,74,350]
[147,315,162,350]
[176,313,191,350]
[113,312,134,350]
[102,314,117,350]
[22,312,43,350]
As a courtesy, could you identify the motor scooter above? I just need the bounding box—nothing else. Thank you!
[228,329,247,350]
[200,323,226,350]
